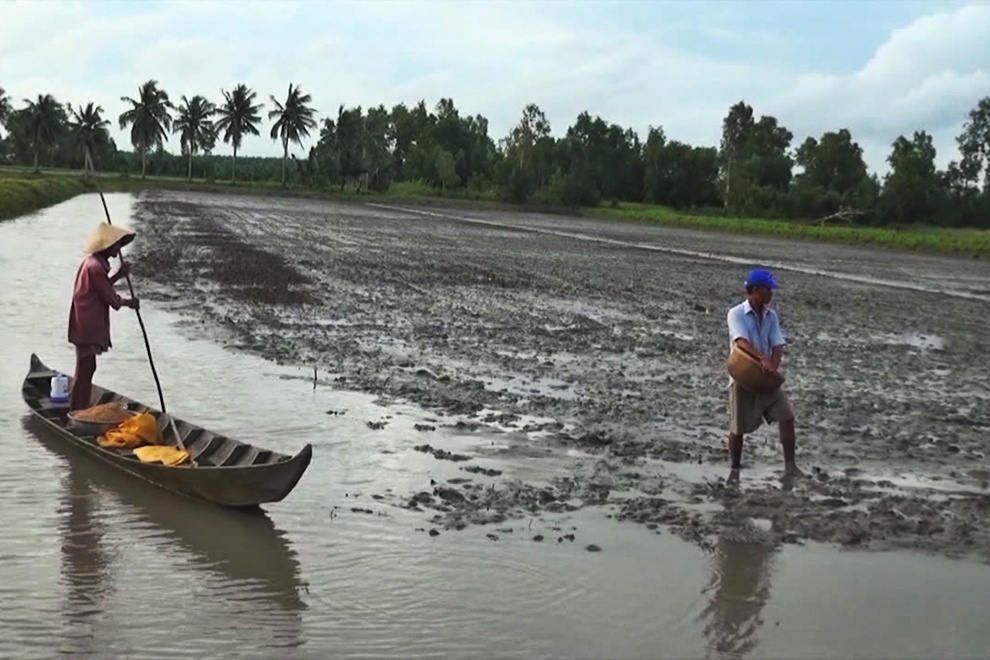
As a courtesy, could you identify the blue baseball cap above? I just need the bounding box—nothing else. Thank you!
[745,268,779,289]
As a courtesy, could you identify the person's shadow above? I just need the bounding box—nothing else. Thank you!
[697,529,778,659]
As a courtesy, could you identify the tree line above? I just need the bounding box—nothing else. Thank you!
[1,80,987,227]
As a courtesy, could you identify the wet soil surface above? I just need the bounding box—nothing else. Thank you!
[132,191,990,562]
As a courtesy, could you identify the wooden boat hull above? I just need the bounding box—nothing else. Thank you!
[23,414,307,612]
[23,354,312,508]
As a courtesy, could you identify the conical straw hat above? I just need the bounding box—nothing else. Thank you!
[84,222,135,255]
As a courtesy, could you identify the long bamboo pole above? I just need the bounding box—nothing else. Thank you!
[84,148,189,460]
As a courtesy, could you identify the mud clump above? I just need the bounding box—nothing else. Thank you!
[462,465,503,477]
[131,190,990,564]
[397,476,583,532]
[414,444,471,462]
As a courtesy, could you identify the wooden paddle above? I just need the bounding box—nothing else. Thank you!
[84,148,192,465]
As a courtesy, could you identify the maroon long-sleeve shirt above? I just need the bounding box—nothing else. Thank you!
[68,254,122,350]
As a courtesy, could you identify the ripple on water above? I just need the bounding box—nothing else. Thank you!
[281,501,707,658]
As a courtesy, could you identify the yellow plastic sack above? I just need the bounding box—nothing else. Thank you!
[97,412,163,449]
[132,445,190,467]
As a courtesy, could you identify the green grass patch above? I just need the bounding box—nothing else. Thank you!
[3,167,986,259]
[588,203,990,259]
[0,175,96,222]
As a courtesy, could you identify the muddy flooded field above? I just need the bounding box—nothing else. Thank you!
[131,190,990,562]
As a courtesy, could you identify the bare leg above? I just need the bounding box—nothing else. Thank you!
[727,433,744,470]
[779,417,797,471]
[70,355,97,411]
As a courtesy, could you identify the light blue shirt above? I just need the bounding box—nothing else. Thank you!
[727,299,785,357]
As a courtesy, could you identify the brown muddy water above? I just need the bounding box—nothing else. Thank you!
[1,193,989,659]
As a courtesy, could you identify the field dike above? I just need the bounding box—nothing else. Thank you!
[0,176,96,222]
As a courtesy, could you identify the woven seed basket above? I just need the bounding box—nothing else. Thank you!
[727,342,784,395]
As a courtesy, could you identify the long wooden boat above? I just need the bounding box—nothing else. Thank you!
[22,413,307,612]
[22,354,313,508]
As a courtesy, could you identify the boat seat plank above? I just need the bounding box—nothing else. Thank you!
[167,422,191,446]
[154,415,192,445]
[37,400,70,414]
[234,446,261,466]
[209,439,243,467]
[185,431,213,453]
[189,435,225,462]
[220,445,250,466]
[178,428,205,449]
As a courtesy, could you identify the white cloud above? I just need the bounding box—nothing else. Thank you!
[771,2,990,173]
[0,0,986,177]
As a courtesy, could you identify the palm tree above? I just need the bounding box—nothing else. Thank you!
[173,95,217,181]
[268,83,317,185]
[68,102,111,172]
[214,83,263,184]
[23,94,66,172]
[118,79,173,179]
[0,86,11,134]
[0,87,10,161]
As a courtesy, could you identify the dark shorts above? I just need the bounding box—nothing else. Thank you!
[75,344,106,359]
[728,381,794,435]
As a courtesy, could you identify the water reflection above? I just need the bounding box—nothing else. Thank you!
[24,416,307,628]
[699,534,777,659]
[57,450,113,656]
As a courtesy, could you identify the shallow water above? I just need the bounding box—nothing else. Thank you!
[2,194,990,659]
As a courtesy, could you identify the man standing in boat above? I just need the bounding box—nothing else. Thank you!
[725,267,798,473]
[67,222,140,411]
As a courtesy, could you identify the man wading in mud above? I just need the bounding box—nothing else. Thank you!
[725,268,798,473]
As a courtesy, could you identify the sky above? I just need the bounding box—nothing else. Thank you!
[1,0,988,176]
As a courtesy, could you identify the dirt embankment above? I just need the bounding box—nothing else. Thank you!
[132,190,990,561]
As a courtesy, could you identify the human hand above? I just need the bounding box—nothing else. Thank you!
[760,358,776,374]
[118,262,133,279]
[126,298,140,310]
